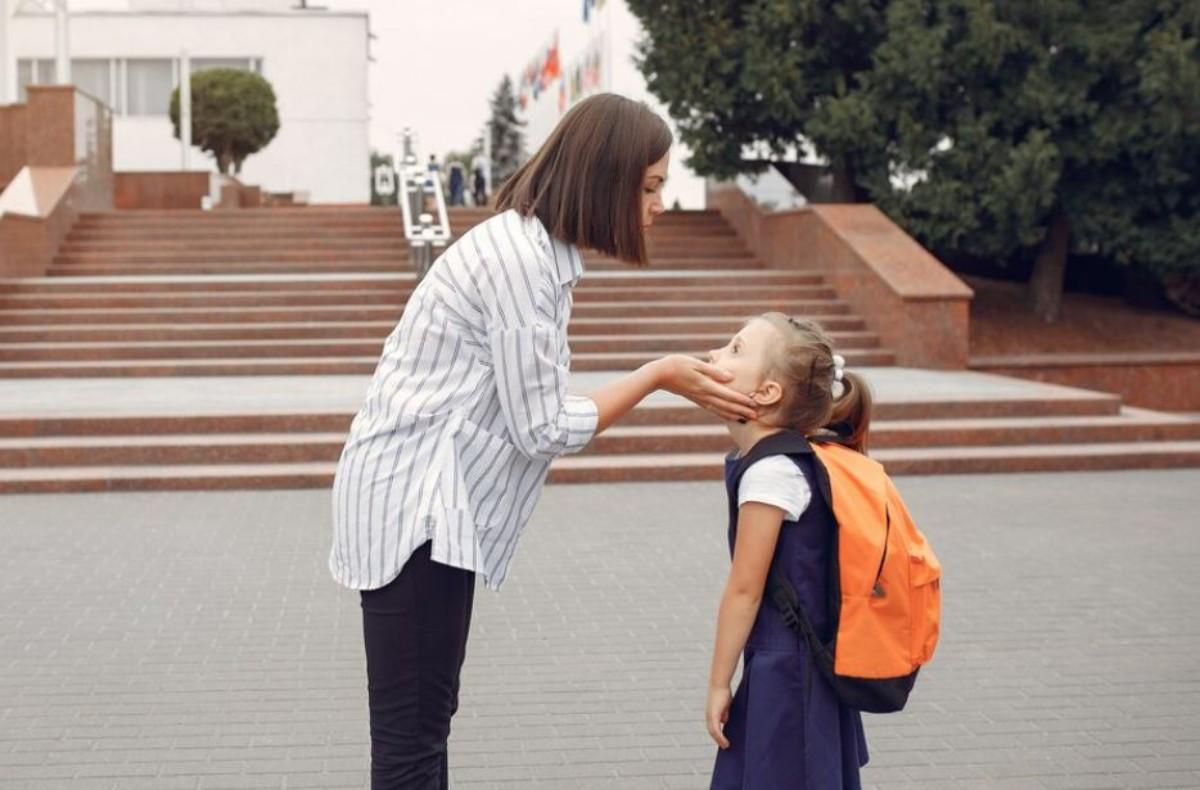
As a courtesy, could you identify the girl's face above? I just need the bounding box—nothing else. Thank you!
[707,319,785,416]
[641,152,669,228]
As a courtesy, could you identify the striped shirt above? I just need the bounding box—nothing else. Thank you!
[329,209,599,591]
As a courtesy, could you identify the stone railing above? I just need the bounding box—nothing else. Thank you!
[707,180,974,369]
[0,85,114,277]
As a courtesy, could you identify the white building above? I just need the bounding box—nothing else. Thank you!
[513,0,705,209]
[7,0,370,203]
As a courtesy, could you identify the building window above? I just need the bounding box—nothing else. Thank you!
[190,58,254,74]
[72,59,114,108]
[16,59,57,102]
[125,59,174,117]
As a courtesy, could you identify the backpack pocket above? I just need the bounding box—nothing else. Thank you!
[909,549,942,665]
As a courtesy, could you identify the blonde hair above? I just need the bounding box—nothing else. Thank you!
[755,313,873,453]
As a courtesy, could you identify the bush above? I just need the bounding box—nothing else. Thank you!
[170,69,280,176]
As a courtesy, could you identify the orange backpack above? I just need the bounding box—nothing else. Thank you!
[738,432,942,713]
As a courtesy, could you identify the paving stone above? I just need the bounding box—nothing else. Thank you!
[0,469,1197,788]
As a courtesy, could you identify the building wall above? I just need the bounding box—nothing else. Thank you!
[12,10,370,204]
[514,0,705,209]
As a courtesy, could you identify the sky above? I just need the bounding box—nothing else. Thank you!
[65,0,574,159]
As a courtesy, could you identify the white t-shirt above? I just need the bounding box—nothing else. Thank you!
[737,456,813,521]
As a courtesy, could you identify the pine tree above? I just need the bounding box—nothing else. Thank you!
[489,76,526,187]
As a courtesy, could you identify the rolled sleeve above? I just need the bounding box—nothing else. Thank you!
[489,320,598,461]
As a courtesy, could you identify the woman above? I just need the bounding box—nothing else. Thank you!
[330,93,757,790]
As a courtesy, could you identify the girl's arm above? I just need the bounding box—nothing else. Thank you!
[706,502,785,748]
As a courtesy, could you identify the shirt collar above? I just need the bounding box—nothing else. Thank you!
[526,212,585,287]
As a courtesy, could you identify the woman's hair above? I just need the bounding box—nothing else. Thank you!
[756,313,874,453]
[494,93,672,266]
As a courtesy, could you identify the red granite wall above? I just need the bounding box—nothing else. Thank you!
[973,353,1200,412]
[708,183,974,369]
[115,172,211,210]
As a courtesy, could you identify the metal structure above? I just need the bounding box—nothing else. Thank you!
[396,127,451,281]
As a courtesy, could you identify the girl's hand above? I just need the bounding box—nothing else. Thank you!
[706,685,733,749]
[651,355,758,423]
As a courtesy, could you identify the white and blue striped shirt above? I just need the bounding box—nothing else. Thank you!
[330,209,599,591]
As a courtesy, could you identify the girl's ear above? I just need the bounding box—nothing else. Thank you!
[753,379,784,409]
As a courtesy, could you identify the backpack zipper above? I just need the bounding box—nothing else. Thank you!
[872,507,891,598]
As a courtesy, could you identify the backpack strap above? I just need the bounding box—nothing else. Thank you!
[726,431,832,525]
[726,431,844,686]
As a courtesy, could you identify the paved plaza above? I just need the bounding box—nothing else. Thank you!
[2,470,1199,789]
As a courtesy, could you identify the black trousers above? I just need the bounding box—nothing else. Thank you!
[360,542,476,790]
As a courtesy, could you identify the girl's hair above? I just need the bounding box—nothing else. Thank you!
[494,93,672,267]
[757,313,874,453]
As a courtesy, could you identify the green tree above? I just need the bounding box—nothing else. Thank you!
[831,0,1200,320]
[488,75,526,186]
[170,69,280,176]
[627,0,889,197]
[629,0,1200,319]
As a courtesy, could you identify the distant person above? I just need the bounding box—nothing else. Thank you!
[471,152,488,206]
[427,154,441,174]
[446,161,465,206]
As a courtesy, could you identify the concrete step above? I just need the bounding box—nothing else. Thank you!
[61,236,410,249]
[54,244,750,265]
[1,284,837,310]
[56,249,413,264]
[45,258,769,276]
[0,316,869,343]
[0,392,1128,442]
[0,270,824,294]
[0,299,854,326]
[4,440,1198,492]
[7,413,1196,469]
[0,348,897,377]
[59,234,748,250]
[47,262,416,277]
[0,330,884,361]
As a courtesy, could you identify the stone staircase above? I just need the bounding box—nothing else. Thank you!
[0,205,1196,493]
[0,206,891,377]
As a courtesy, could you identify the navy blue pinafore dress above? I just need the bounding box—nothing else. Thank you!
[711,433,869,790]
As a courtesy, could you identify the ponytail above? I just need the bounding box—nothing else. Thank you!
[824,370,873,453]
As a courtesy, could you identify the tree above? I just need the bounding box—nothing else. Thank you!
[488,76,526,186]
[629,0,1200,320]
[828,0,1200,320]
[170,69,280,176]
[626,0,889,196]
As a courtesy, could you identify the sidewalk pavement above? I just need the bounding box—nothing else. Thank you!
[1,470,1198,789]
[0,367,1120,418]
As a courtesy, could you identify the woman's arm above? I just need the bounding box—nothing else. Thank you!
[705,501,785,748]
[588,354,758,434]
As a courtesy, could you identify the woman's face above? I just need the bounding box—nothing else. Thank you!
[641,152,670,228]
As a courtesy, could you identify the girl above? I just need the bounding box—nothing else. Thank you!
[331,93,759,790]
[705,313,872,790]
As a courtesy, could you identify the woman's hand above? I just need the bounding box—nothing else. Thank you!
[706,685,733,749]
[651,355,757,423]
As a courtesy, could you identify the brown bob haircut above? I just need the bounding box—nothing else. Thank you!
[494,93,672,267]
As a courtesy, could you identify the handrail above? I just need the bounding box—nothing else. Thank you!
[396,128,451,280]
